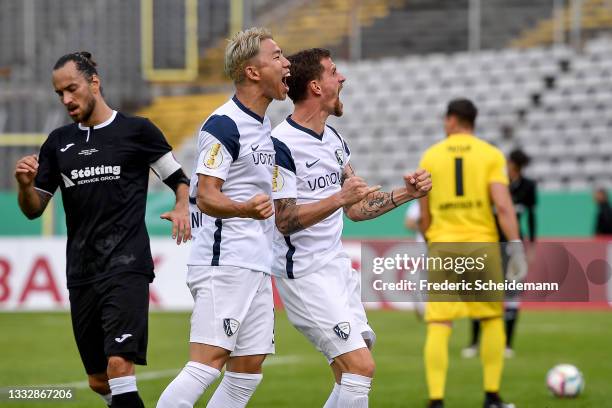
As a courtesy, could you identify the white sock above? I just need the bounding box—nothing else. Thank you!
[100,392,112,406]
[206,371,263,408]
[323,382,341,408]
[108,375,138,396]
[337,373,372,408]
[156,361,221,408]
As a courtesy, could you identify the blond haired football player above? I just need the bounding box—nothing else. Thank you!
[157,27,290,408]
[419,99,526,408]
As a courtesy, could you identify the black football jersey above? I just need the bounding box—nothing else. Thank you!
[496,176,537,242]
[35,111,172,287]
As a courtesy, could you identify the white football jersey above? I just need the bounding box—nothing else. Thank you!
[271,116,351,278]
[188,96,275,273]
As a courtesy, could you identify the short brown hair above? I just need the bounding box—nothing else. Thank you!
[446,98,478,128]
[286,48,331,103]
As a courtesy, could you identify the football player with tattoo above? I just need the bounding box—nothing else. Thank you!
[271,48,431,408]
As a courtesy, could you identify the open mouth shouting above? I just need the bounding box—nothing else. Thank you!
[282,70,291,93]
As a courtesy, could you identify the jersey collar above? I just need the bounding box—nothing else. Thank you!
[232,95,264,124]
[448,133,474,138]
[286,115,324,140]
[78,110,117,130]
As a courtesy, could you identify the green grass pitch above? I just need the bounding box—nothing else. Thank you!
[0,310,610,407]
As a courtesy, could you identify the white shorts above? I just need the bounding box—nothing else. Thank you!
[275,255,375,362]
[187,265,275,356]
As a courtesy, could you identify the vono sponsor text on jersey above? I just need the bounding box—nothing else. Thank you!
[252,151,275,166]
[307,171,342,191]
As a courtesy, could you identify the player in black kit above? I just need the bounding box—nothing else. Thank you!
[14,52,191,408]
[463,149,537,359]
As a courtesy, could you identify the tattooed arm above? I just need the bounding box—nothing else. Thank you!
[274,198,302,235]
[274,168,380,235]
[342,164,432,222]
[274,196,342,235]
[345,188,410,221]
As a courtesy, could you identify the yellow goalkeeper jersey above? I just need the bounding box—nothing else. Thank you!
[419,133,508,243]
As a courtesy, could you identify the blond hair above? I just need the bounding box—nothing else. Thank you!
[224,27,273,83]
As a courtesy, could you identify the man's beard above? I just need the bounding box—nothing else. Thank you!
[333,99,343,117]
[74,96,96,124]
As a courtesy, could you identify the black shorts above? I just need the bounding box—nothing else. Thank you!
[69,273,151,375]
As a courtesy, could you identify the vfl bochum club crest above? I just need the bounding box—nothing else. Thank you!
[223,318,240,337]
[335,148,344,166]
[333,322,351,340]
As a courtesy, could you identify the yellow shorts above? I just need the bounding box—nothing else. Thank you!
[424,242,504,322]
[425,301,503,322]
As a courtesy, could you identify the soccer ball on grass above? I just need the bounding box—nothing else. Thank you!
[546,364,584,398]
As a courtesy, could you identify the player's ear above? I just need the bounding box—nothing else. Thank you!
[90,74,101,95]
[445,115,455,129]
[309,80,322,96]
[244,64,260,82]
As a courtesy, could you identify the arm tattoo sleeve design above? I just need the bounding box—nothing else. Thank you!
[359,191,392,218]
[341,164,355,186]
[276,198,304,235]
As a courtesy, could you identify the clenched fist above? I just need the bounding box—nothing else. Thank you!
[15,155,39,187]
[243,194,274,220]
[404,169,432,199]
[339,176,381,206]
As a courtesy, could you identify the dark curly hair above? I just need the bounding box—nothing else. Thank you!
[509,149,531,169]
[286,48,331,103]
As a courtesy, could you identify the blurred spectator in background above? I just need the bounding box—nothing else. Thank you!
[463,148,537,359]
[594,188,612,235]
[506,149,537,242]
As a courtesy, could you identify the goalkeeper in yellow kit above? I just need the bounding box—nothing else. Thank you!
[418,99,527,408]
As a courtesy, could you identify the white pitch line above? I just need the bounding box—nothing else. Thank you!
[34,355,302,390]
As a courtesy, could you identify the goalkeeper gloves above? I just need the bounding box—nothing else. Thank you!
[506,240,528,282]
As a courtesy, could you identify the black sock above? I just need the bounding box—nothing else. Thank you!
[485,392,501,403]
[428,399,444,408]
[470,319,481,347]
[504,307,519,348]
[111,392,144,408]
